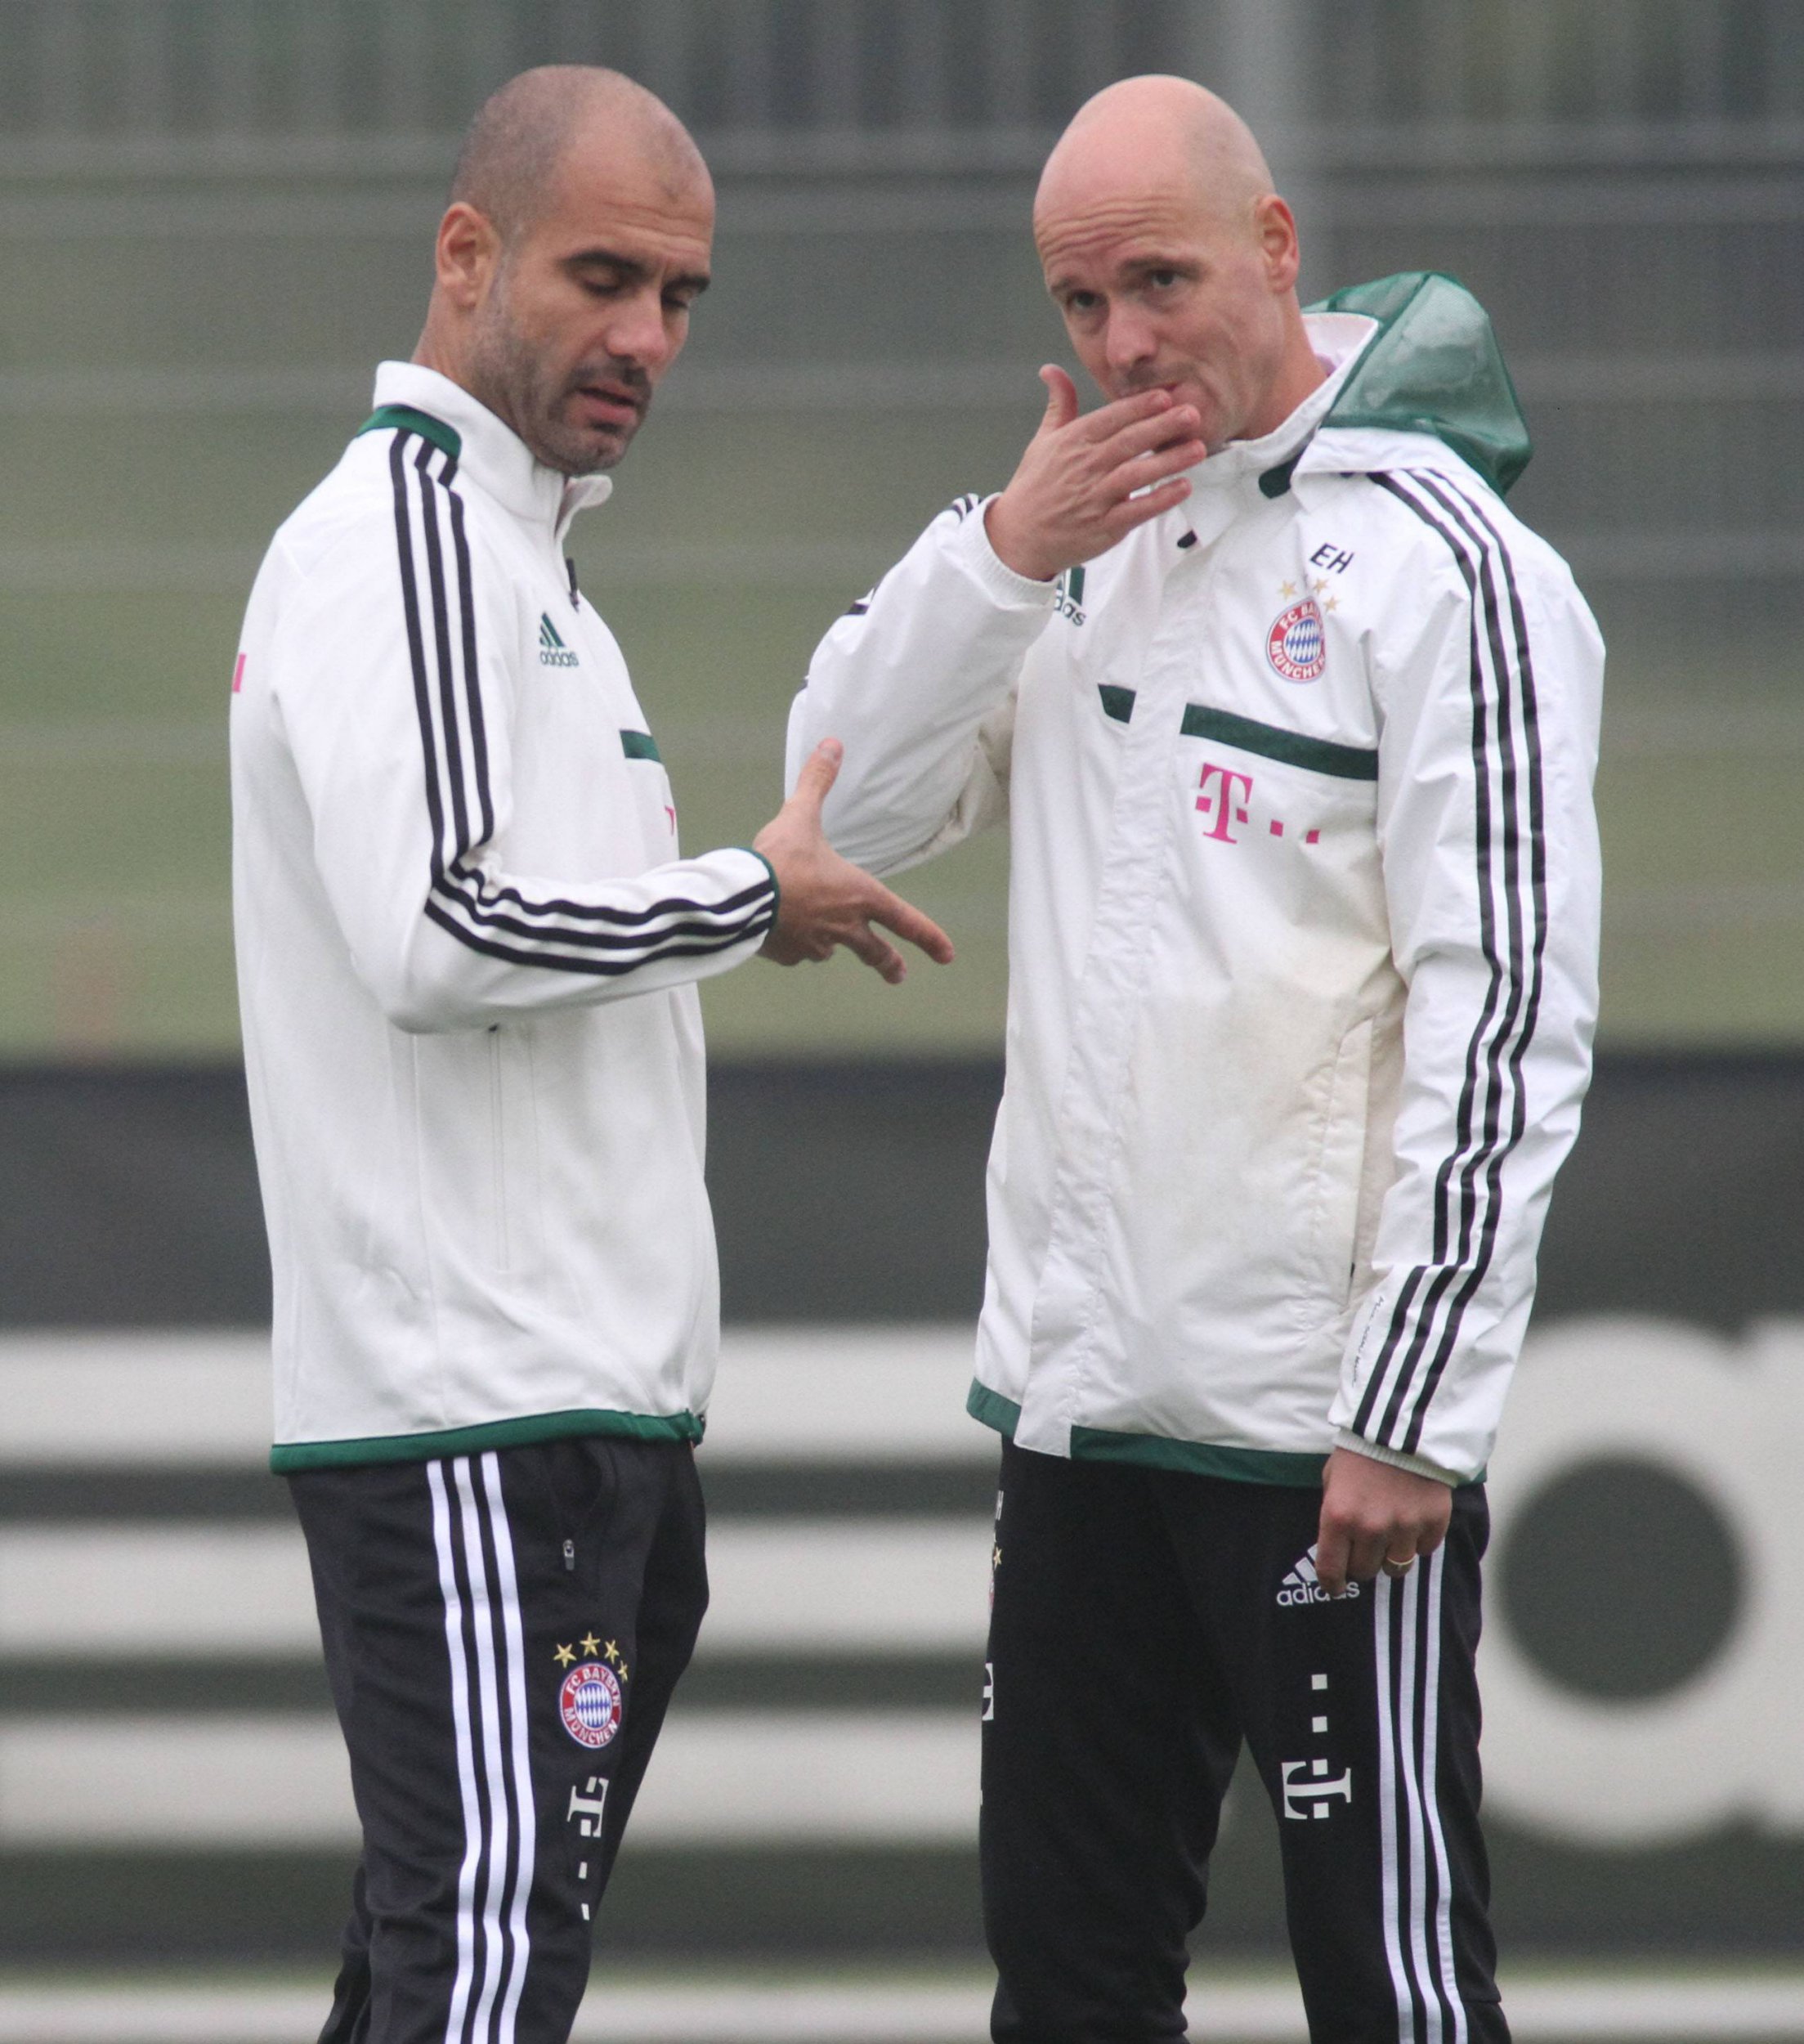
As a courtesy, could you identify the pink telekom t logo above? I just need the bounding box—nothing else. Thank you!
[231,652,247,694]
[1196,762,1253,842]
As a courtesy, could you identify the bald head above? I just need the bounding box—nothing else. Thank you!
[1028,74,1322,453]
[1036,75,1277,249]
[450,65,707,246]
[417,66,715,475]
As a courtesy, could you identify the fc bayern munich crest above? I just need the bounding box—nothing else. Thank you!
[559,1661,623,1750]
[1266,598,1327,682]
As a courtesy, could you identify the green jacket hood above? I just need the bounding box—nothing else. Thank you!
[1308,271,1533,497]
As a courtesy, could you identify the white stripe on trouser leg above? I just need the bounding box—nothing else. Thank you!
[1419,1553,1466,2044]
[428,1459,482,2044]
[1373,1579,1415,2043]
[481,1451,535,2043]
[1378,1557,1466,2044]
[1394,1564,1444,2044]
[454,1457,516,2042]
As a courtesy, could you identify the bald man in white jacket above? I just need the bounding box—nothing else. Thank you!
[790,77,1600,2044]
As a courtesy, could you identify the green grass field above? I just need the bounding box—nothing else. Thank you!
[2,402,1799,1060]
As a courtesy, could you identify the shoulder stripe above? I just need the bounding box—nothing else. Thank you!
[383,427,774,979]
[358,404,462,461]
[1352,469,1546,1455]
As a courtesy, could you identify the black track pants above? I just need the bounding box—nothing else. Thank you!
[981,1441,1506,2044]
[289,1436,707,2044]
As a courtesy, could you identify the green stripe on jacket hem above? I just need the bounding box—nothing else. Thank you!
[966,1379,1329,1487]
[270,1405,703,1473]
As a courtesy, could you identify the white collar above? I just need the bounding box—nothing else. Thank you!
[369,361,615,535]
[1181,312,1381,498]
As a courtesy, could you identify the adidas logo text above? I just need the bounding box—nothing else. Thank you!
[1277,1544,1360,1607]
[539,614,580,668]
[1055,563,1088,626]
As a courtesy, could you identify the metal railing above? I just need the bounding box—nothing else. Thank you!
[1,0,1800,170]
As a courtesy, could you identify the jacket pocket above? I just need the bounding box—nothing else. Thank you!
[1293,1015,1374,1330]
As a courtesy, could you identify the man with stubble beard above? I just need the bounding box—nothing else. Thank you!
[231,67,951,2044]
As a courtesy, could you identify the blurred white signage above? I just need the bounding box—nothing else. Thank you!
[1482,1316,1804,1845]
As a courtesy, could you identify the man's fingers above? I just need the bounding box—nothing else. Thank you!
[1076,384,1188,442]
[1097,424,1208,493]
[1103,404,1204,463]
[1314,1524,1354,1598]
[866,885,956,964]
[786,738,844,825]
[1036,364,1080,433]
[839,921,908,984]
[1100,473,1193,539]
[1318,1517,1387,1593]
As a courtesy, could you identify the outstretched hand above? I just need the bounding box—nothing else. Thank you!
[1314,1447,1453,1598]
[754,741,956,985]
[983,366,1207,585]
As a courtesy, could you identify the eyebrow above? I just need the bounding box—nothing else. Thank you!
[563,247,711,294]
[1047,252,1194,296]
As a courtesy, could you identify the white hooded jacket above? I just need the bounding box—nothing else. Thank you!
[790,276,1603,1485]
[232,363,777,1471]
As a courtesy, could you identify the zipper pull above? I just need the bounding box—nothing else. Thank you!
[562,1539,575,1573]
[566,558,580,612]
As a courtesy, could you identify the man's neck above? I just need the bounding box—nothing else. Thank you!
[1240,303,1328,443]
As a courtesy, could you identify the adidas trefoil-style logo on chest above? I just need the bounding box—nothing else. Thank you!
[539,613,580,668]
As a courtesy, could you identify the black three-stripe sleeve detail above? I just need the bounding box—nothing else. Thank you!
[447,482,496,847]
[416,438,474,868]
[383,430,777,979]
[1352,470,1547,1456]
[391,435,449,883]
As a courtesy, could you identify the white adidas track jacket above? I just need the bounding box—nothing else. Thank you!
[232,363,777,1471]
[790,292,1603,1485]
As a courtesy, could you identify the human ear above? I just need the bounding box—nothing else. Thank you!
[433,202,503,312]
[1253,195,1301,294]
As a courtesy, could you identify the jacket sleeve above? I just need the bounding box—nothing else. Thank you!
[1329,478,1604,1482]
[267,512,776,1033]
[786,495,1059,876]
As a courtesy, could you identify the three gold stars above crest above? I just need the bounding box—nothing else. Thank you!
[553,1636,628,1679]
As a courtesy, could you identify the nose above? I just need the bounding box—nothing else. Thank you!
[605,282,677,373]
[1103,303,1158,377]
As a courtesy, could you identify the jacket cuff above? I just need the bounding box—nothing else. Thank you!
[740,846,780,940]
[1333,1428,1461,1487]
[958,499,1063,609]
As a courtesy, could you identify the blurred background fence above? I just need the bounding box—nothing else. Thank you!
[3,0,1804,2002]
